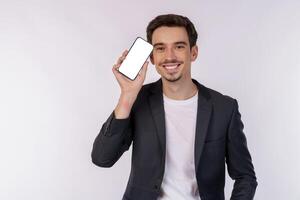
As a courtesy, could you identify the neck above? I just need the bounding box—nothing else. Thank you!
[162,77,198,100]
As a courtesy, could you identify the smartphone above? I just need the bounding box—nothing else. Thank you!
[118,37,153,80]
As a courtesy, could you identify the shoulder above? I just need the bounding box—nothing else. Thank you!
[141,81,157,92]
[137,79,162,97]
[130,80,160,111]
[196,81,238,115]
[205,85,236,105]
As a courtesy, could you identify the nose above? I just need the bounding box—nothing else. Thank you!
[165,47,177,61]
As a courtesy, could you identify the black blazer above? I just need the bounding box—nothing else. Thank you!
[92,79,257,200]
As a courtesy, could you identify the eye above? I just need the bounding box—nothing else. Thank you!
[155,47,165,52]
[176,45,185,49]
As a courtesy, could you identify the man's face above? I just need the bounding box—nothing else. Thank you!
[150,26,198,82]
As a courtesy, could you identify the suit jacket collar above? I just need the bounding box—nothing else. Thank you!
[148,78,212,170]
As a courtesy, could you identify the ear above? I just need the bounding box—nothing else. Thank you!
[190,45,198,61]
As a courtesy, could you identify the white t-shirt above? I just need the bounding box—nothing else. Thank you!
[157,91,200,200]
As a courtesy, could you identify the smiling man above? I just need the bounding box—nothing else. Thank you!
[92,14,257,200]
[151,26,198,101]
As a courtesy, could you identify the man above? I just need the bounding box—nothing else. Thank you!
[92,14,257,200]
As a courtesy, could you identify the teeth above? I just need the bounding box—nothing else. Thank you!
[163,64,180,70]
[166,65,177,69]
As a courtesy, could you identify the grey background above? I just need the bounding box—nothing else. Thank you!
[0,0,299,199]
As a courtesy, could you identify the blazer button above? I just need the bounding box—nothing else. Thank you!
[154,185,159,190]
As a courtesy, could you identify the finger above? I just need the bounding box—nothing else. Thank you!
[138,61,149,78]
[120,50,128,62]
[112,65,118,75]
[122,49,128,56]
[112,66,123,80]
[112,64,119,71]
[115,50,128,65]
[117,54,128,65]
[112,64,122,78]
[117,56,125,65]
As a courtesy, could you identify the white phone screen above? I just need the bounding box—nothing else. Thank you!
[118,37,153,80]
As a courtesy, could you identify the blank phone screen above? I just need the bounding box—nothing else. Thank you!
[118,37,153,80]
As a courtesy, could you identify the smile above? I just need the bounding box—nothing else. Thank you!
[162,63,181,70]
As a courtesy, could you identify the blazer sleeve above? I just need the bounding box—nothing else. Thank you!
[91,110,133,168]
[226,99,258,200]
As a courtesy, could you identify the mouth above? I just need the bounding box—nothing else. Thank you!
[162,63,181,72]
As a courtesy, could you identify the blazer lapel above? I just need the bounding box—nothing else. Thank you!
[148,79,166,159]
[193,79,212,170]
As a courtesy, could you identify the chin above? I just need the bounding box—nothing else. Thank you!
[162,74,182,82]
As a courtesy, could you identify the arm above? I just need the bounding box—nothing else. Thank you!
[91,110,133,168]
[226,99,258,200]
[91,92,137,167]
[91,50,148,168]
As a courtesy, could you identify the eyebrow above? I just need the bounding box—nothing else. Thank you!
[153,41,188,47]
[174,41,188,46]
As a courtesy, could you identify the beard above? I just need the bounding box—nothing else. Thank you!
[159,66,183,82]
[158,59,184,82]
[164,74,182,82]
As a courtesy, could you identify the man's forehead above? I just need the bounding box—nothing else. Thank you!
[152,26,189,45]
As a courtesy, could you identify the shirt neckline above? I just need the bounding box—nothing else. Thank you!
[163,91,198,105]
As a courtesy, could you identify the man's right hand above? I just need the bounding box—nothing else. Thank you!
[112,50,149,119]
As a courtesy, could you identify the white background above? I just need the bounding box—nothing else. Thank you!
[0,0,299,199]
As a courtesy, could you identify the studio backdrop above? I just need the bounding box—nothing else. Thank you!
[0,0,299,199]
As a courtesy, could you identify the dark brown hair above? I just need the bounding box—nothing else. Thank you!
[146,14,198,48]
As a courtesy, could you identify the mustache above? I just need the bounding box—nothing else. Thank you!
[159,59,183,65]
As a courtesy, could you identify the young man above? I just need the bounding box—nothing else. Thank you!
[92,14,257,200]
